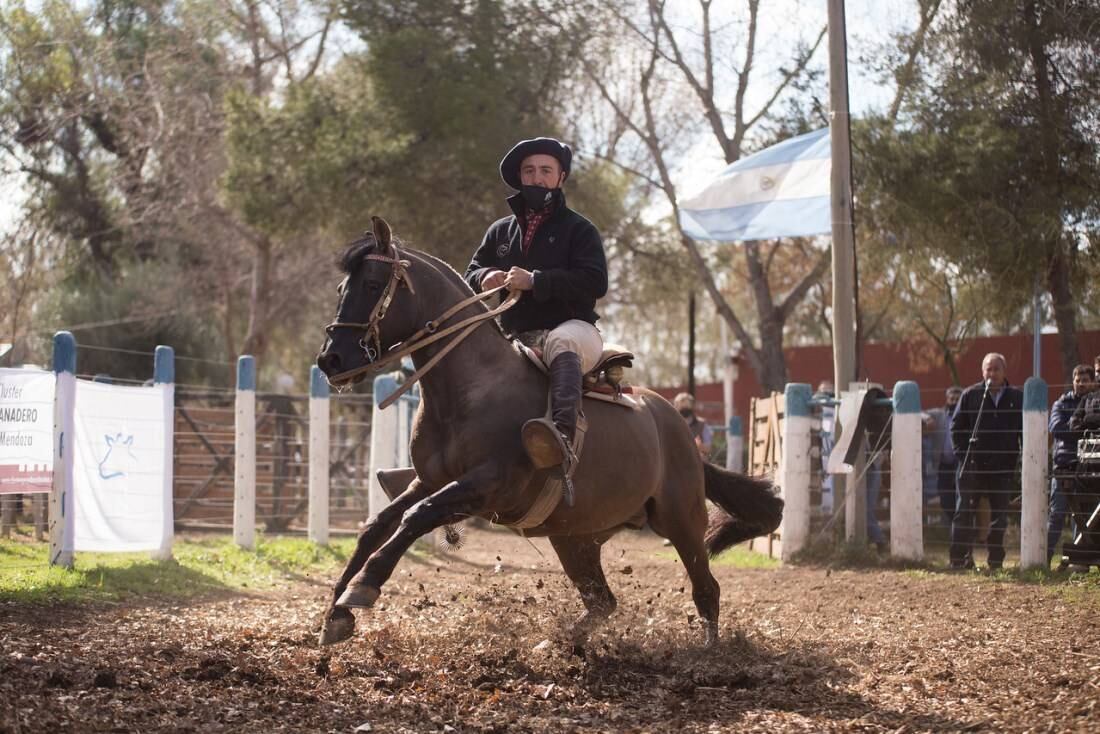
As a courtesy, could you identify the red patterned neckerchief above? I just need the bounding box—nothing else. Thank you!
[521,206,552,255]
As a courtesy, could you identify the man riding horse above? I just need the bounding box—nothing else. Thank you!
[464,137,607,475]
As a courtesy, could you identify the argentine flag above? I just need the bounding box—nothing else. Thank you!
[679,127,831,242]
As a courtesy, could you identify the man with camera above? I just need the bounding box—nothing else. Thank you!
[1048,364,1096,564]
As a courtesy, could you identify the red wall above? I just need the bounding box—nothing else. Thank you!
[655,331,1100,427]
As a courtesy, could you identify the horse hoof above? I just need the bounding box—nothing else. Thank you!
[319,613,356,647]
[336,584,380,609]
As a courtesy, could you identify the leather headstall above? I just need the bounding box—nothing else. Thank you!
[324,247,414,365]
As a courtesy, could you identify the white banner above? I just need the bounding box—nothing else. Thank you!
[0,368,55,494]
[72,380,173,552]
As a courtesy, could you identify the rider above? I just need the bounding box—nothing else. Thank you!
[464,137,608,471]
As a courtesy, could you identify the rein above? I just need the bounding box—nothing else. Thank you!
[325,248,520,409]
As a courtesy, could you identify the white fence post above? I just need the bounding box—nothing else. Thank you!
[1020,376,1049,569]
[367,373,419,520]
[308,365,330,545]
[780,383,812,561]
[234,355,256,549]
[726,416,743,472]
[890,381,923,560]
[153,345,175,561]
[49,331,76,568]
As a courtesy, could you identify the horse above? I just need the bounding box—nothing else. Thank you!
[315,216,783,649]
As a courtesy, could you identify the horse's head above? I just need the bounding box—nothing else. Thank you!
[317,216,421,387]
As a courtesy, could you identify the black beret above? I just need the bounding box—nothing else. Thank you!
[499,137,573,190]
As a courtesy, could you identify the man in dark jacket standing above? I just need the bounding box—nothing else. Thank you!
[949,352,1023,570]
[1047,364,1096,563]
[464,137,608,471]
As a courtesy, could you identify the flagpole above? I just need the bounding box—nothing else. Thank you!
[828,0,856,393]
[828,0,860,540]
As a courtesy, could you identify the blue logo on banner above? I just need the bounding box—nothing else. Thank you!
[98,433,137,480]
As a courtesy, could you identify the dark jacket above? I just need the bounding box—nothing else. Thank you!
[950,381,1023,473]
[1069,389,1100,433]
[464,192,608,335]
[1050,389,1087,469]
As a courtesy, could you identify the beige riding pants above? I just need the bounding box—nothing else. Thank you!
[544,319,604,373]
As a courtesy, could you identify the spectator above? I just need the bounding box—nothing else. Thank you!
[927,387,963,525]
[949,353,1023,570]
[1070,374,1100,432]
[1048,364,1096,564]
[814,381,836,514]
[673,393,713,457]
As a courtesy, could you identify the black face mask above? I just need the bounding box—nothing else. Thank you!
[679,408,694,418]
[521,185,558,211]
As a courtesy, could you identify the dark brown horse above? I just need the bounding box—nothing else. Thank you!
[315,217,782,649]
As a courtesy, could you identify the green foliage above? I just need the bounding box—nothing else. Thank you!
[333,0,595,266]
[0,535,358,604]
[655,544,780,570]
[855,0,1100,375]
[222,62,395,239]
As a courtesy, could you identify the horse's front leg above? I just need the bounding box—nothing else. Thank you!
[319,477,431,646]
[336,465,504,609]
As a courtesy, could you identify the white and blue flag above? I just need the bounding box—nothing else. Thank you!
[679,127,831,242]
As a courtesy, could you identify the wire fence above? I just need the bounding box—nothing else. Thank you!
[172,386,375,533]
[796,380,1094,566]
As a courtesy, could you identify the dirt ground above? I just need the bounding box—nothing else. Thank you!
[2,526,1098,733]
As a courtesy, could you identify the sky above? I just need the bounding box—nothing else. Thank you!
[671,0,920,199]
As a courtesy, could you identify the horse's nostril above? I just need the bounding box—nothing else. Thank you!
[319,351,341,374]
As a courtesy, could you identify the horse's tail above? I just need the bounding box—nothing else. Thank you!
[702,462,783,558]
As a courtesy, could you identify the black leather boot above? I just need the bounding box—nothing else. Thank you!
[522,352,583,469]
[549,352,583,442]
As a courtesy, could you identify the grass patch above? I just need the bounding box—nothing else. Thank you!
[0,533,359,605]
[656,544,780,569]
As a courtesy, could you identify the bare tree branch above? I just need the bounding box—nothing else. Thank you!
[743,25,826,132]
[887,0,943,123]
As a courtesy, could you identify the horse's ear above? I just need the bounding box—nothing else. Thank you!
[371,216,393,256]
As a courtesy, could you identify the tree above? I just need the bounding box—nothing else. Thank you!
[538,0,830,393]
[863,0,1100,381]
[0,0,349,374]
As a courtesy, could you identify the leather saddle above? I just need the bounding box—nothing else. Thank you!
[517,340,636,396]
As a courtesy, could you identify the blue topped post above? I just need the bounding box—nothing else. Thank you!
[891,381,920,415]
[784,383,813,417]
[308,365,331,545]
[152,345,176,560]
[237,355,256,391]
[50,331,77,568]
[154,345,175,384]
[1021,376,1049,569]
[310,364,330,398]
[52,331,76,374]
[890,380,923,560]
[779,383,812,560]
[726,415,743,471]
[234,355,256,548]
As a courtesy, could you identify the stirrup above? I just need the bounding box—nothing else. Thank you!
[522,417,569,469]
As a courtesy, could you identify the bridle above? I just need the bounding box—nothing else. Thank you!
[325,250,414,365]
[323,245,519,408]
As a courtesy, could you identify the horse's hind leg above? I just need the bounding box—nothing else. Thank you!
[319,477,430,646]
[548,534,617,652]
[651,499,721,646]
